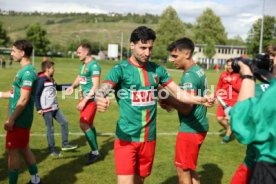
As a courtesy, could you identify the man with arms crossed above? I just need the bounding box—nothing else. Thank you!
[66,43,101,165]
[0,40,41,184]
[95,26,214,184]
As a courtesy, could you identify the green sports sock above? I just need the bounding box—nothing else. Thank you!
[9,169,19,184]
[28,163,38,175]
[91,127,98,149]
[85,128,98,151]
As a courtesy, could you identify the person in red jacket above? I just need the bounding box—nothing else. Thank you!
[215,58,242,144]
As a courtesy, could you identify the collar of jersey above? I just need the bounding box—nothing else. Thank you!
[128,58,146,68]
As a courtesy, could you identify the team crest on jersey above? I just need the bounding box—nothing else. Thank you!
[10,86,14,98]
[152,74,158,84]
[14,74,18,82]
[93,64,98,68]
[131,89,156,106]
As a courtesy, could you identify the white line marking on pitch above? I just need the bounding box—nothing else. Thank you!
[0,131,222,137]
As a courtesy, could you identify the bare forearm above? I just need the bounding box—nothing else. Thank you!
[238,79,255,101]
[164,95,193,115]
[71,76,80,89]
[166,86,202,105]
[0,91,12,99]
[9,99,28,121]
[95,83,113,99]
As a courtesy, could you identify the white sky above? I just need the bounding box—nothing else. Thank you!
[0,0,275,40]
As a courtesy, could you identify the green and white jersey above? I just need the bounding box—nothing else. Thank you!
[244,82,271,168]
[230,79,276,165]
[9,64,37,129]
[104,59,172,142]
[255,82,270,97]
[79,59,101,98]
[178,65,208,133]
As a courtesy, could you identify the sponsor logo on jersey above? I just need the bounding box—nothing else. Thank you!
[182,82,193,89]
[23,80,32,86]
[131,89,156,106]
[93,64,98,68]
[93,71,100,75]
[79,76,87,84]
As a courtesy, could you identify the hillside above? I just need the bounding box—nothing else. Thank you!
[0,14,158,49]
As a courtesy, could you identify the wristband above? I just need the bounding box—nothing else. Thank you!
[0,92,2,98]
[241,75,255,81]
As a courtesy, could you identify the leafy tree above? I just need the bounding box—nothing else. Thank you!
[227,35,246,46]
[194,8,227,66]
[194,8,227,45]
[26,23,50,55]
[204,40,216,69]
[0,22,10,46]
[246,15,276,54]
[153,6,186,59]
[67,40,79,52]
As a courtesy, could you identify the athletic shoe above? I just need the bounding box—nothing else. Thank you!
[85,153,100,165]
[221,136,231,144]
[50,150,61,157]
[28,181,42,184]
[61,144,78,151]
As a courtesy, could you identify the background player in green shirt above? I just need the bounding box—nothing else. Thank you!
[0,40,41,184]
[95,26,214,184]
[66,43,101,165]
[159,37,208,184]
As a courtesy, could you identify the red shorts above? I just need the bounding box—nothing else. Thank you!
[174,132,207,170]
[6,127,30,149]
[114,139,156,177]
[231,163,251,184]
[80,101,97,125]
[216,100,237,117]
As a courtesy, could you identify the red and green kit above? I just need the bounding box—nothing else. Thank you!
[104,59,172,142]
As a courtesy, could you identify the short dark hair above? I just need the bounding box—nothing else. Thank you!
[167,37,195,54]
[267,45,276,57]
[226,58,234,63]
[13,40,33,57]
[41,60,55,72]
[130,26,156,44]
[78,43,92,55]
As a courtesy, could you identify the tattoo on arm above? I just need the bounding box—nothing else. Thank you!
[95,83,114,99]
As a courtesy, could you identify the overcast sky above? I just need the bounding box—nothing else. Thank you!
[1,0,275,40]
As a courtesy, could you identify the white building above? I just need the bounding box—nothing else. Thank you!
[194,44,247,67]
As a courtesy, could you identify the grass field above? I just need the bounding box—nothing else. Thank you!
[0,58,246,184]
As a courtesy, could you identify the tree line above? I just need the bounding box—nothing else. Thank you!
[0,7,275,59]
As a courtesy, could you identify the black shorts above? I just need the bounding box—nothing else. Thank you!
[249,161,276,184]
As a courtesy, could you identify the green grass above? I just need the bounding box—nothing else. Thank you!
[0,58,246,184]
